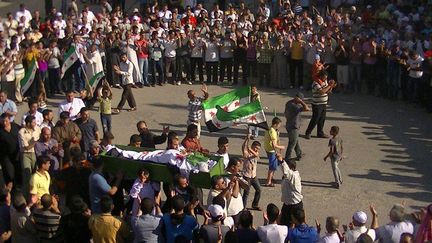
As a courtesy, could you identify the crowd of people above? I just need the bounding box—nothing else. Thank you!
[0,0,431,242]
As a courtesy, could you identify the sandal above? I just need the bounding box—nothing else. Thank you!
[251,206,262,211]
[128,107,137,112]
[112,108,120,114]
[263,183,275,187]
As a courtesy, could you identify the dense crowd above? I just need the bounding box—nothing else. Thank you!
[0,0,431,242]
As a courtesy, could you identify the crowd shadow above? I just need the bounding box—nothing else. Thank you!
[329,94,432,206]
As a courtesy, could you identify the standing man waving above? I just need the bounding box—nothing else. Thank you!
[305,71,336,139]
[186,84,209,138]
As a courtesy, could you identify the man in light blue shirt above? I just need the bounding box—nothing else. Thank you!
[0,91,17,123]
[88,158,123,214]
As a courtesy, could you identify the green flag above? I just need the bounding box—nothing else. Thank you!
[60,46,78,79]
[202,86,269,132]
[20,59,37,95]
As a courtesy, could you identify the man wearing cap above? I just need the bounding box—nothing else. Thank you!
[371,204,414,243]
[284,92,310,161]
[345,211,376,243]
[200,204,230,242]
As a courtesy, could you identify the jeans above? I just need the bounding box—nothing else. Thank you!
[48,68,60,95]
[138,58,149,85]
[150,59,164,85]
[100,113,112,133]
[242,177,261,208]
[305,104,327,136]
[164,56,177,82]
[285,128,302,160]
[331,158,342,186]
[349,64,362,93]
[74,63,86,91]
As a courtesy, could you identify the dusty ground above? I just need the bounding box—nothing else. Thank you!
[3,0,432,228]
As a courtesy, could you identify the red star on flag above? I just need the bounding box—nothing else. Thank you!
[175,154,185,161]
[223,106,229,112]
[234,101,240,107]
[215,122,221,128]
[71,57,75,61]
[210,111,216,117]
[249,115,257,122]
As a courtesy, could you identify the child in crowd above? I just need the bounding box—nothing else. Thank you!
[214,136,230,168]
[242,134,262,210]
[129,168,160,216]
[97,80,113,133]
[248,85,261,139]
[263,117,285,187]
[129,134,142,147]
[324,126,344,188]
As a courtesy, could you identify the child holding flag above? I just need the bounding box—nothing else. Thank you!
[97,79,113,133]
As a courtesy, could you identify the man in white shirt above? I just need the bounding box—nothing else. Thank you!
[163,31,179,85]
[318,217,341,243]
[59,91,86,121]
[280,158,304,226]
[345,211,376,243]
[371,204,414,243]
[113,53,137,113]
[53,13,66,39]
[257,203,288,243]
[406,51,424,102]
[15,4,32,27]
[21,100,43,127]
[213,136,229,168]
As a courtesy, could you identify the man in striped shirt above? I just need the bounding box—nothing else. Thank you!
[305,71,337,139]
[32,194,63,242]
[187,84,209,138]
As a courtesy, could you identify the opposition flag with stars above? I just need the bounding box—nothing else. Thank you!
[202,86,269,132]
[20,58,38,95]
[60,46,78,79]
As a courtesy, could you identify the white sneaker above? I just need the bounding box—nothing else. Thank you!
[177,81,181,85]
[187,81,192,85]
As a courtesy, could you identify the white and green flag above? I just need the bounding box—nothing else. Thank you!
[20,58,38,95]
[88,71,104,90]
[60,46,78,79]
[203,86,269,132]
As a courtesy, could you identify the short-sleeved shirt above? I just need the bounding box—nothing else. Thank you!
[162,214,199,243]
[311,80,329,105]
[97,97,112,115]
[328,136,343,161]
[288,224,319,243]
[187,97,204,122]
[29,170,51,199]
[257,224,289,243]
[18,127,41,153]
[89,172,111,214]
[131,214,162,243]
[285,100,304,130]
[375,221,414,243]
[88,213,129,243]
[200,224,230,243]
[32,208,63,242]
[0,99,18,122]
[264,127,278,153]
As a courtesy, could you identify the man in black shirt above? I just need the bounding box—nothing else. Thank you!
[136,120,169,149]
[0,113,21,190]
[334,38,350,92]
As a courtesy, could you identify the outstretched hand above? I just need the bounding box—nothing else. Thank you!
[201,84,208,93]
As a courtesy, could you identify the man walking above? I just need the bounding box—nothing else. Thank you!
[284,92,310,161]
[113,53,137,113]
[305,71,336,139]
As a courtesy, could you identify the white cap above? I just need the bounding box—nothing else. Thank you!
[353,211,367,224]
[315,54,320,60]
[208,204,224,218]
[56,12,63,17]
[133,8,139,13]
[132,16,139,21]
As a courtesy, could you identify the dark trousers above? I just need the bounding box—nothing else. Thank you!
[290,59,304,87]
[48,68,60,95]
[408,77,422,102]
[191,57,204,82]
[364,63,376,95]
[246,60,257,80]
[151,59,164,85]
[164,57,176,82]
[206,62,219,84]
[117,84,136,109]
[176,55,191,81]
[0,156,16,185]
[305,104,327,136]
[285,128,302,160]
[100,113,112,133]
[233,57,247,84]
[258,63,271,87]
[242,176,261,208]
[219,58,233,83]
[281,201,304,226]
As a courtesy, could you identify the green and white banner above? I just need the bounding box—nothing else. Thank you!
[202,86,269,132]
[60,46,78,79]
[20,58,37,95]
